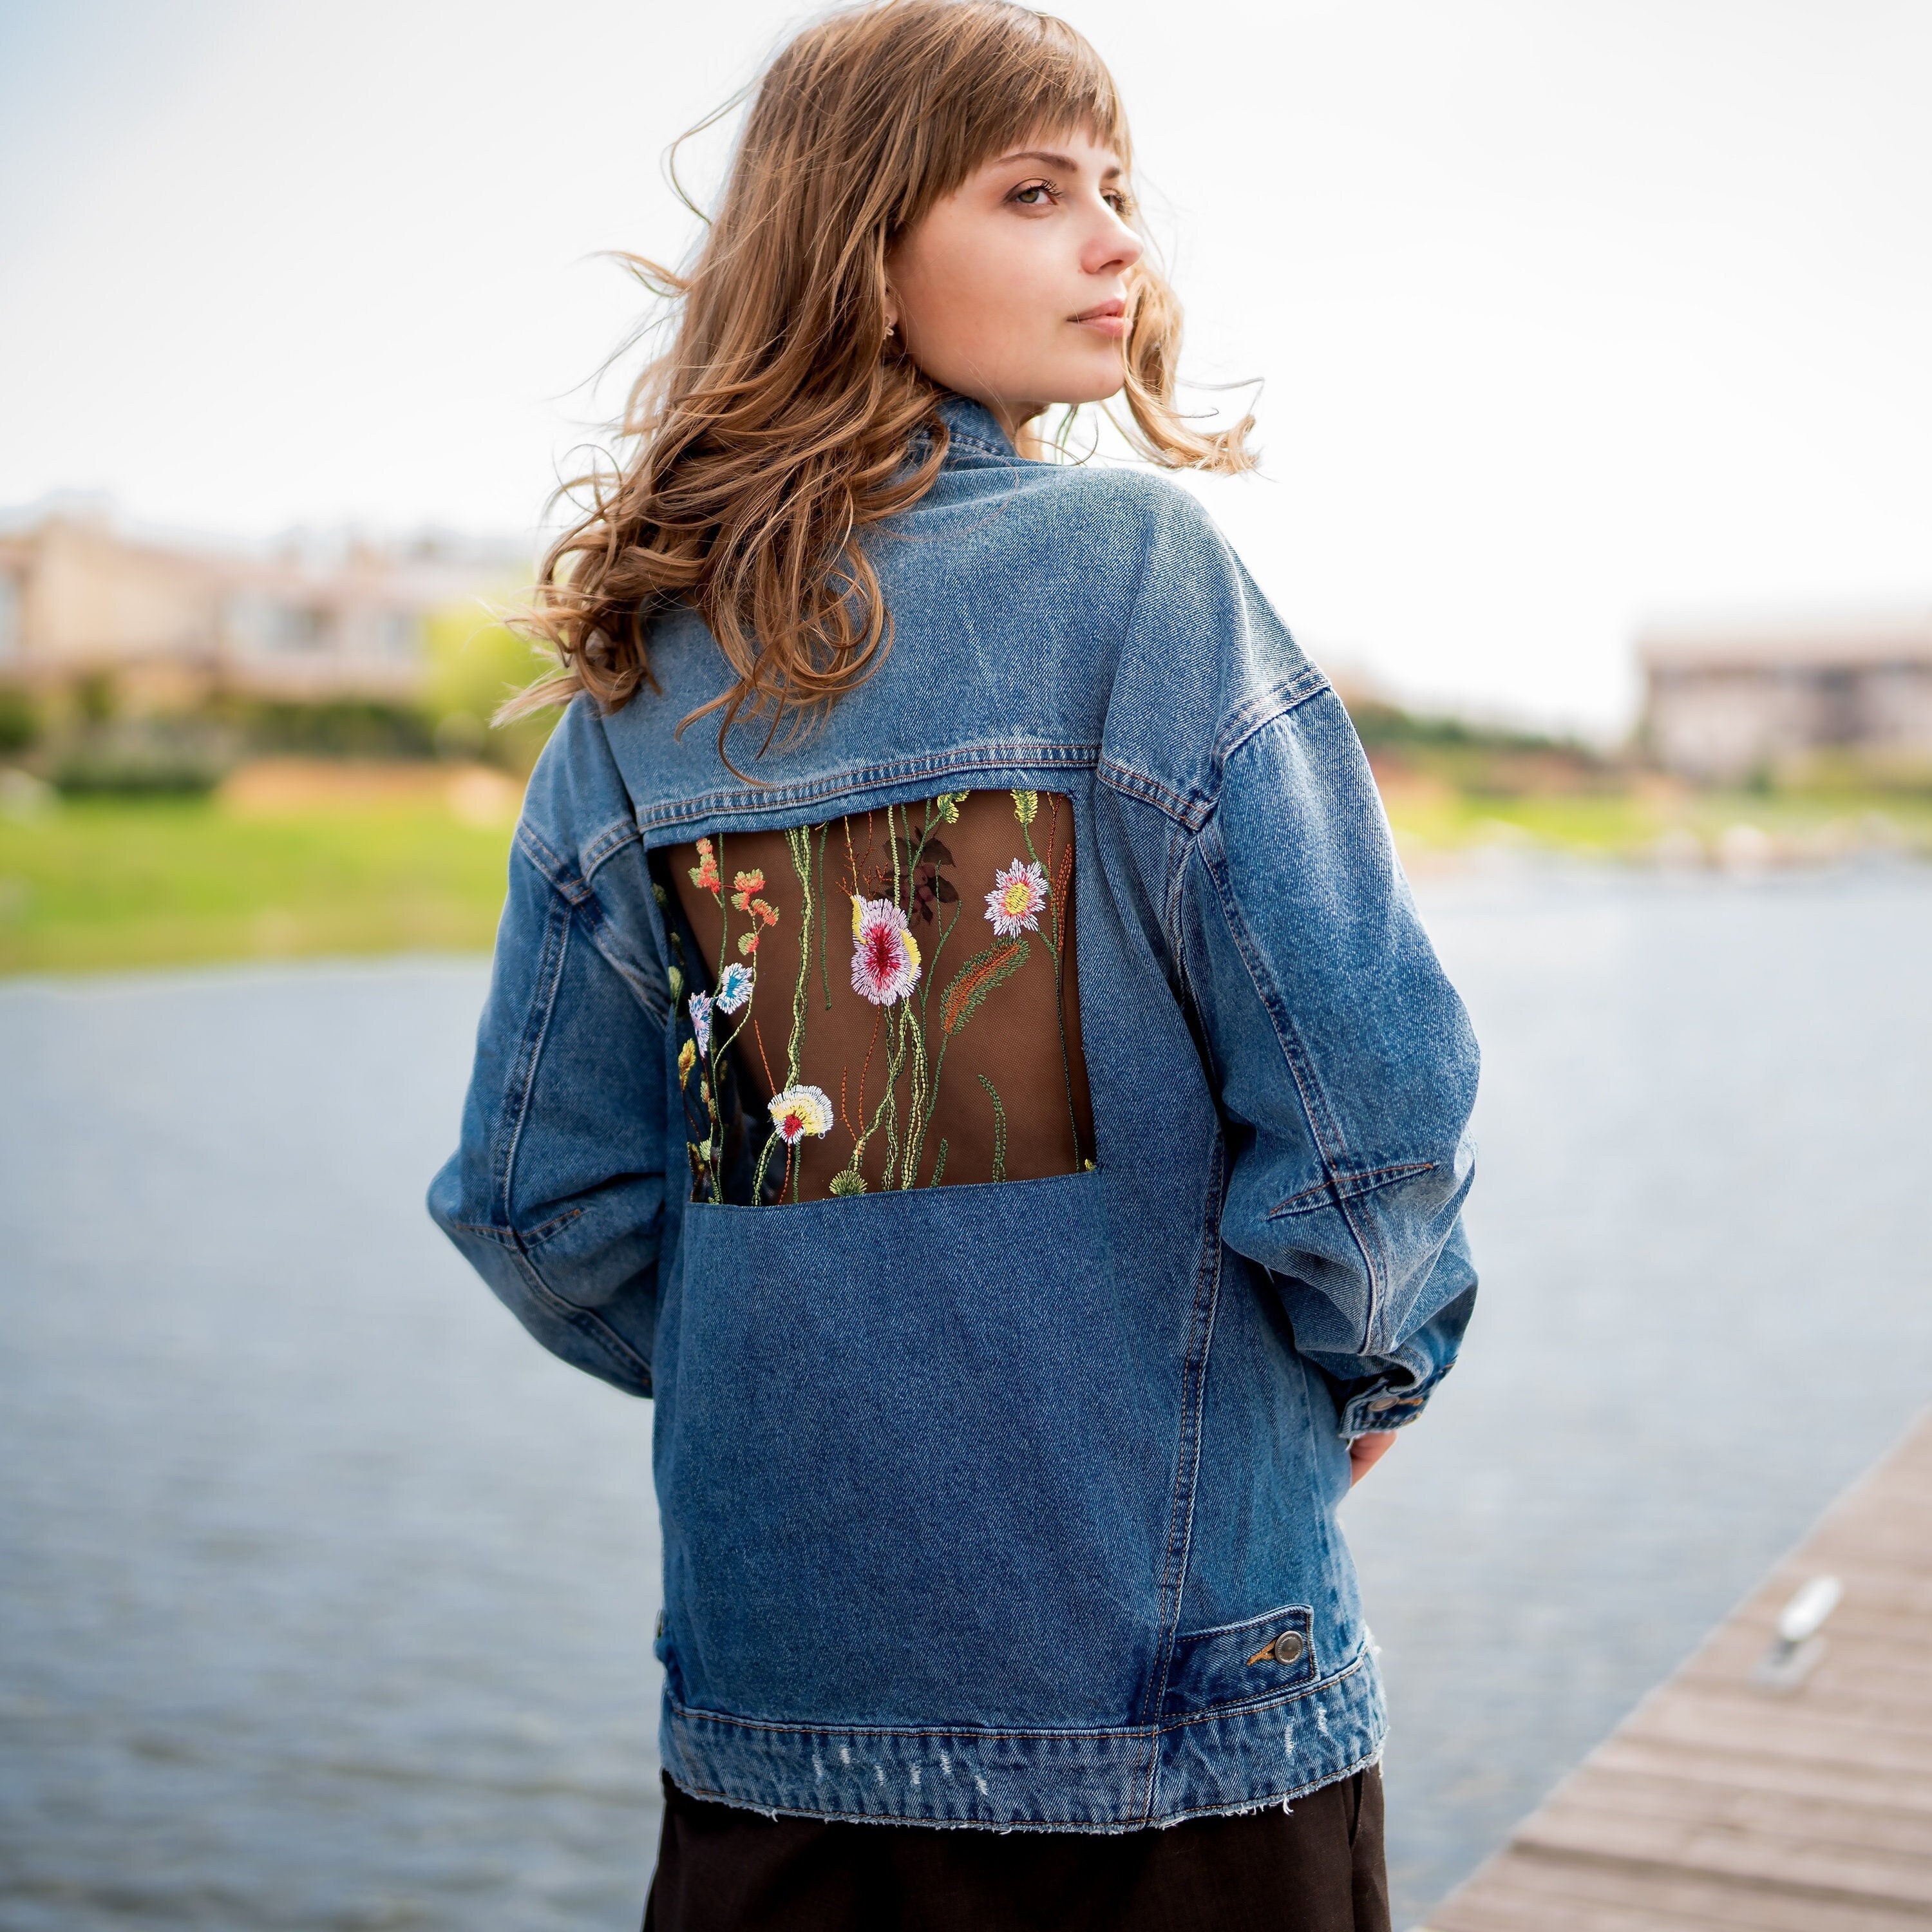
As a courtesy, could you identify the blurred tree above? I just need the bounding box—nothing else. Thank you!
[0,686,40,755]
[422,603,559,774]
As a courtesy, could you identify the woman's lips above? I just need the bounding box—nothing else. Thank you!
[1072,300,1127,339]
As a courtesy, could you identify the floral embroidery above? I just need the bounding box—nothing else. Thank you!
[668,791,1088,1205]
[849,895,922,1005]
[715,962,754,1014]
[985,859,1047,938]
[769,1083,833,1144]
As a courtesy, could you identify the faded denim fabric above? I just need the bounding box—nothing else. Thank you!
[429,396,1479,1830]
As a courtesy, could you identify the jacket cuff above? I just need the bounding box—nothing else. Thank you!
[1337,1374,1441,1438]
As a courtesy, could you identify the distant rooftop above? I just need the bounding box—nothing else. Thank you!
[1639,614,1932,671]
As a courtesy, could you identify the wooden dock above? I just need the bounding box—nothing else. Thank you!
[1425,1410,1932,1931]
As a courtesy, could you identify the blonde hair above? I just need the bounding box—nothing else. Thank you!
[511,0,1255,743]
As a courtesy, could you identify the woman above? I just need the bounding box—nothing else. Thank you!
[431,4,1479,1927]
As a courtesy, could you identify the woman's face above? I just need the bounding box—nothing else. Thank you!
[886,127,1144,439]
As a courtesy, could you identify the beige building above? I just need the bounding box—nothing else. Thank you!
[1639,616,1932,781]
[0,504,526,703]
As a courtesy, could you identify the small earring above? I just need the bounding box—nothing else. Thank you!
[883,319,896,342]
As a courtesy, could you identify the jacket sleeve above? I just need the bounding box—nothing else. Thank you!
[1180,679,1480,1435]
[1111,488,1480,1439]
[426,701,668,1396]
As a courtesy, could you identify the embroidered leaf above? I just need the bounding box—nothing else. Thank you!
[898,835,954,869]
[933,793,966,824]
[940,936,1029,1036]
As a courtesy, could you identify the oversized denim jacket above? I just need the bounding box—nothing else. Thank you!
[430,396,1479,1832]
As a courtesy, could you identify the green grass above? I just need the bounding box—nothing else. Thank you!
[0,797,512,976]
[1382,786,1932,865]
[5,781,1928,980]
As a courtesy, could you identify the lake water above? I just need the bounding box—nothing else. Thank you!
[4,866,1930,1931]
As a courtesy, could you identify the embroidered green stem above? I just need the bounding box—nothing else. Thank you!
[978,1074,1007,1184]
[815,822,831,1011]
[784,824,812,1088]
[1021,812,1083,1164]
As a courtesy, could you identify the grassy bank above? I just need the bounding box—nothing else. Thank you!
[0,764,519,976]
[4,756,1929,978]
[1378,775,1932,869]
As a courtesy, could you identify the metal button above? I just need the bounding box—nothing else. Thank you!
[1271,1630,1305,1665]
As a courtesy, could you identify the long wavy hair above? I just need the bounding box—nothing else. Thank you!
[509,0,1255,745]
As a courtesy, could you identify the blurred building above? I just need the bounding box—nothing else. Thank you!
[0,502,528,703]
[1640,617,1932,781]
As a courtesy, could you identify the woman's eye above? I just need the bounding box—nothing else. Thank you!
[1010,180,1056,207]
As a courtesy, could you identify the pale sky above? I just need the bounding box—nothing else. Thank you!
[2,0,1927,732]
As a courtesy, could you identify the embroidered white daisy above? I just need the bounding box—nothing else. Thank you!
[768,1084,833,1144]
[984,859,1048,938]
[849,895,922,1005]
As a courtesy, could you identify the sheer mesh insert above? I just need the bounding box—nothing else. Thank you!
[665,790,1094,1204]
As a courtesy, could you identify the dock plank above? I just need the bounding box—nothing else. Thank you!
[1423,1410,1932,1929]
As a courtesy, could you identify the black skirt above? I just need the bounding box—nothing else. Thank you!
[643,1767,1390,1932]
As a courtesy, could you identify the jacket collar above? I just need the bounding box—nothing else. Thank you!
[936,393,1018,459]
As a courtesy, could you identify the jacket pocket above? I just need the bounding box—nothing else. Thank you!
[1162,1602,1316,1719]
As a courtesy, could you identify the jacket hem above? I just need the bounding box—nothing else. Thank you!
[657,1648,1385,1833]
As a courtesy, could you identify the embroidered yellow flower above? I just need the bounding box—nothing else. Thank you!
[985,858,1048,937]
[769,1084,834,1144]
[677,1039,696,1082]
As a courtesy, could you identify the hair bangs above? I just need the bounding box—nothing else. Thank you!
[897,8,1130,227]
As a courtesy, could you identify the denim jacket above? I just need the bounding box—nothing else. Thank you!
[430,396,1479,1831]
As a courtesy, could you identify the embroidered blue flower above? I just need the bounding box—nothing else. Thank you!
[688,991,713,1054]
[716,961,754,1014]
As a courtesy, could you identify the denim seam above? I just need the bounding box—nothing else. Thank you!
[1267,1162,1437,1220]
[518,823,669,1021]
[449,1208,584,1248]
[632,743,1101,833]
[489,880,572,1229]
[1131,1135,1227,1817]
[1095,672,1331,835]
[506,1245,654,1387]
[1195,824,1384,1356]
[1174,1599,1313,1644]
[1211,668,1332,770]
[484,878,655,1388]
[665,1647,1368,1746]
[580,816,644,881]
[513,820,576,896]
